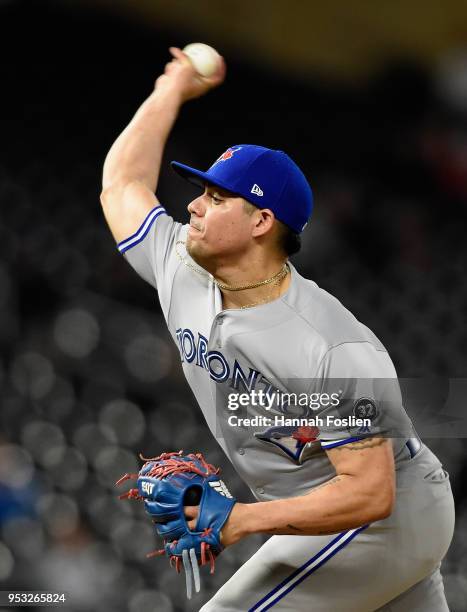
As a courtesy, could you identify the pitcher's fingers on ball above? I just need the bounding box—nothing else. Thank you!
[212,55,227,83]
[179,43,225,83]
[169,46,191,65]
[194,55,226,87]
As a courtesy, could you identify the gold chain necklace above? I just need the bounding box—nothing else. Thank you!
[235,275,286,309]
[216,263,288,291]
[175,240,289,308]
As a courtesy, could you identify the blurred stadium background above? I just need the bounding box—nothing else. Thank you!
[0,0,466,610]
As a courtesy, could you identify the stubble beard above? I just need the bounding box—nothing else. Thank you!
[186,237,209,269]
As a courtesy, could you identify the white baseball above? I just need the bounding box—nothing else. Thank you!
[182,43,221,78]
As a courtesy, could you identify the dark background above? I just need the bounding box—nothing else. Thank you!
[0,1,466,610]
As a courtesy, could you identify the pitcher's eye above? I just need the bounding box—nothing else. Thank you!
[211,195,222,205]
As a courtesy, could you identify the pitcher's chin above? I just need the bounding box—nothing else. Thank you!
[186,239,213,270]
[186,236,201,259]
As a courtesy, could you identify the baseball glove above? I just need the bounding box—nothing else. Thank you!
[116,450,236,598]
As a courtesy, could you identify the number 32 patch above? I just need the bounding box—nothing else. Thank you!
[353,397,378,421]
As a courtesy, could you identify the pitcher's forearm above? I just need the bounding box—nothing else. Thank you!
[221,471,394,547]
[100,46,225,241]
[102,86,182,193]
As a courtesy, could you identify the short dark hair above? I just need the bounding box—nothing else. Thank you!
[242,200,302,256]
[277,222,301,257]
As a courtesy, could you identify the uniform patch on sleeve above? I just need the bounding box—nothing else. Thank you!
[353,397,378,421]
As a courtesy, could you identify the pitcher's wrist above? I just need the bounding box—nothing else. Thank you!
[151,79,184,107]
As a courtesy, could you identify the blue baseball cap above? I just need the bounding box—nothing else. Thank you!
[171,144,313,233]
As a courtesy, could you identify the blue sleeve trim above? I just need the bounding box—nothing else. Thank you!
[320,437,362,449]
[117,206,167,254]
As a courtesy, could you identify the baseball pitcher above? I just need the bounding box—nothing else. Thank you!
[102,47,455,611]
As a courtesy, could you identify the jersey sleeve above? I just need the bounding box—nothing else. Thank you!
[311,342,409,450]
[116,205,183,295]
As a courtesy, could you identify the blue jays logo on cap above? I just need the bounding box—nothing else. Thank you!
[212,147,243,166]
[171,144,313,234]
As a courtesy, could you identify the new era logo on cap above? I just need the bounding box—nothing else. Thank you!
[251,184,263,197]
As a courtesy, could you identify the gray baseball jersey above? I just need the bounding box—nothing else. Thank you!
[117,206,454,611]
